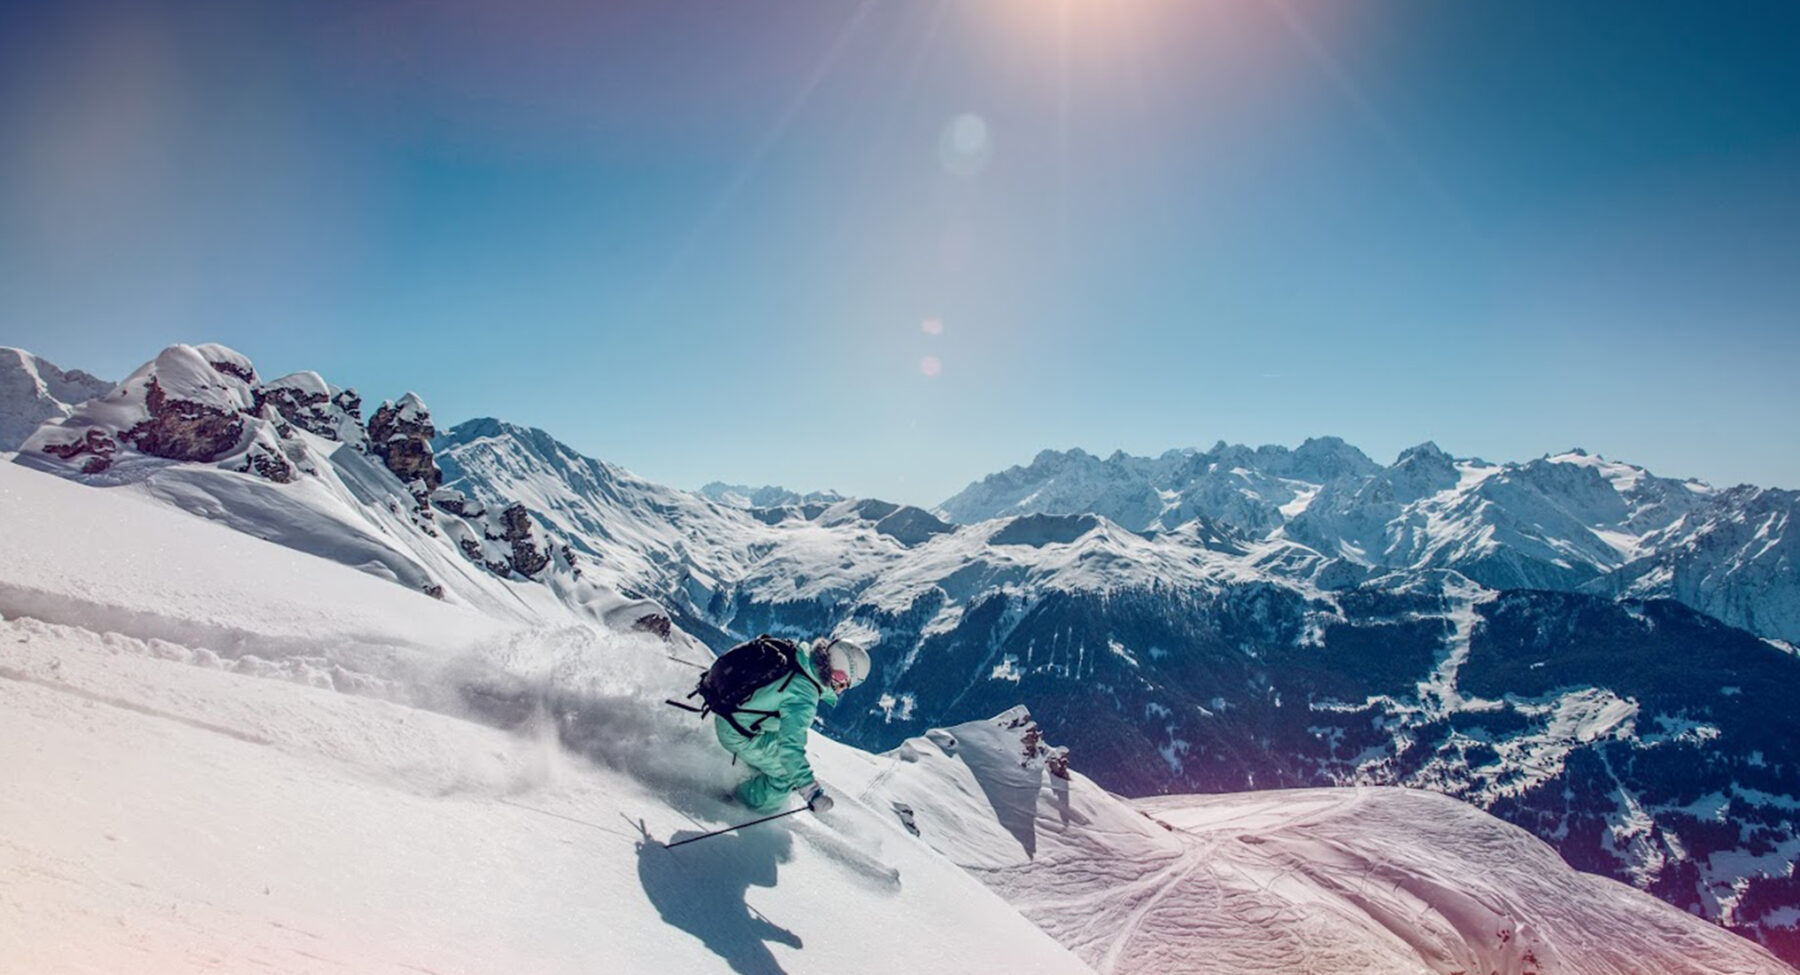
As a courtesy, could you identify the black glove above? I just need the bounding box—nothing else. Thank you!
[798,783,833,814]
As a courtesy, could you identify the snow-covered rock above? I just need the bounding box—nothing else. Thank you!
[22,344,263,476]
[10,345,593,621]
[1605,485,1800,645]
[254,371,370,448]
[367,392,441,490]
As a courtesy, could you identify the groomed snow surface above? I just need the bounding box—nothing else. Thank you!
[2,459,1792,975]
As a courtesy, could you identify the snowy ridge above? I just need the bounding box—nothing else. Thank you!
[941,442,1797,645]
[698,481,846,509]
[3,459,1790,974]
[0,346,111,451]
[11,345,594,625]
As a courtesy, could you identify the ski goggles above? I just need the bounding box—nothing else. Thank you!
[827,668,853,692]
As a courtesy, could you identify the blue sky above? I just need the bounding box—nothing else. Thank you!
[3,0,1796,505]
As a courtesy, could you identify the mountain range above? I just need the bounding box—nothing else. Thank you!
[3,446,1788,974]
[6,342,1797,965]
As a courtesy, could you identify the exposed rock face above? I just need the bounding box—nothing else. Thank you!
[501,503,551,577]
[367,394,440,490]
[998,706,1072,780]
[253,372,367,447]
[633,613,673,639]
[236,424,296,484]
[127,377,246,462]
[39,428,118,474]
[430,487,483,518]
[238,448,295,483]
[195,343,257,384]
[334,389,362,423]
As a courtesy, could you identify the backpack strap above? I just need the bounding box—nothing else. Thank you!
[782,643,824,695]
[724,706,780,738]
[668,637,821,738]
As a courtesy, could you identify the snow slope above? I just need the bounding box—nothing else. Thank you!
[835,711,1790,974]
[0,460,1092,975]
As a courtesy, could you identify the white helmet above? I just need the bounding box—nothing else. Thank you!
[819,638,871,691]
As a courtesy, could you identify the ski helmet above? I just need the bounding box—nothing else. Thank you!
[821,638,871,690]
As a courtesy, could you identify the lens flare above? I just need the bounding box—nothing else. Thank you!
[919,355,943,377]
[921,317,944,335]
[938,113,992,176]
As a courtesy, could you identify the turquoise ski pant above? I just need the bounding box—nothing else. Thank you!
[715,718,809,812]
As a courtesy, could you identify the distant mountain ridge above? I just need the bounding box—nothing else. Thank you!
[698,480,846,509]
[938,440,1799,645]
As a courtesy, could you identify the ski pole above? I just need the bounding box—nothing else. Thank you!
[662,806,810,848]
[665,653,709,670]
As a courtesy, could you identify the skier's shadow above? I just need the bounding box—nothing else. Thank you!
[636,826,802,975]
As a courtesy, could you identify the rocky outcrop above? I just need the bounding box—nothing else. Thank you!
[27,345,255,474]
[253,372,368,447]
[367,393,440,490]
[501,503,551,578]
[13,342,587,621]
[237,446,294,483]
[197,344,257,384]
[429,487,483,518]
[127,376,246,462]
[18,346,369,488]
[39,428,119,474]
[235,423,296,484]
[1004,708,1072,780]
[633,613,673,639]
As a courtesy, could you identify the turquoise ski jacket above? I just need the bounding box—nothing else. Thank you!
[714,645,839,798]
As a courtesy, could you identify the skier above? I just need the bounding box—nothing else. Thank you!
[678,635,870,815]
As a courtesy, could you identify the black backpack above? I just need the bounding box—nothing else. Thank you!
[668,634,821,738]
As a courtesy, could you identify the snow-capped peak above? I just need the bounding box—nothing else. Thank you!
[0,346,112,451]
